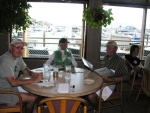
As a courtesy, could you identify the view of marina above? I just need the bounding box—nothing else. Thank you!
[12,3,150,59]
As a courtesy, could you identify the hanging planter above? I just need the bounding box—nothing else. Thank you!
[83,5,114,29]
[0,0,33,35]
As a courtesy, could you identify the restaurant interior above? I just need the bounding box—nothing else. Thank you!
[0,0,150,113]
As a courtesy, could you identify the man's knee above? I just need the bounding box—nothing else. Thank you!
[21,93,37,103]
[88,93,98,100]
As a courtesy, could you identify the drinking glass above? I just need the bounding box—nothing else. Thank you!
[43,63,51,86]
[43,63,51,72]
[65,73,71,83]
[53,65,58,78]
[43,71,51,82]
[65,65,71,73]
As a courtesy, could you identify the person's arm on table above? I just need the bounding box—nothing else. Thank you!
[71,54,78,67]
[22,67,43,79]
[7,74,42,87]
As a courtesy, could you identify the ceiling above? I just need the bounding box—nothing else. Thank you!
[27,0,150,7]
[103,0,150,7]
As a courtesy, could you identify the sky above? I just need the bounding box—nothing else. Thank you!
[28,2,150,29]
[28,2,83,26]
[104,6,143,29]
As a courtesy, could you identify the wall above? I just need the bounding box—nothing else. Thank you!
[0,34,9,55]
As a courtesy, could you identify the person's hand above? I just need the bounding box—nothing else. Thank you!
[32,72,43,82]
[32,72,43,78]
[134,65,142,72]
[102,76,112,82]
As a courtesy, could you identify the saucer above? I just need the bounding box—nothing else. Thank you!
[84,79,94,84]
[42,82,53,87]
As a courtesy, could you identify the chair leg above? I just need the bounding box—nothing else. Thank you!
[147,106,150,113]
[135,86,142,103]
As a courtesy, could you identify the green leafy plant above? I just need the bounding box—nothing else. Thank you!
[0,0,33,35]
[83,5,114,29]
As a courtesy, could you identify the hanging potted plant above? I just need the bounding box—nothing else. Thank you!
[83,5,114,29]
[0,0,33,35]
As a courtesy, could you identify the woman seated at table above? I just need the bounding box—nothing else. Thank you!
[45,38,78,67]
[124,45,142,78]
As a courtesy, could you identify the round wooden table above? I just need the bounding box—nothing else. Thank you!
[21,68,103,97]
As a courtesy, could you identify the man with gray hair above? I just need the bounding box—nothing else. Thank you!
[0,39,43,113]
[85,40,129,110]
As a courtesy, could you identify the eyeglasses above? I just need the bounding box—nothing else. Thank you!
[12,45,24,50]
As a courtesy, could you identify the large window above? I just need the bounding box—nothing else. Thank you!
[145,9,150,59]
[100,6,144,59]
[12,2,84,59]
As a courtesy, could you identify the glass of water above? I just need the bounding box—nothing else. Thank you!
[65,65,71,73]
[65,73,71,83]
[43,63,51,86]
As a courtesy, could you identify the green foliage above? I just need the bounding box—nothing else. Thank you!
[83,5,114,29]
[0,0,33,35]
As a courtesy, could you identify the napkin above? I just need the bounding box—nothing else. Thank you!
[57,83,69,93]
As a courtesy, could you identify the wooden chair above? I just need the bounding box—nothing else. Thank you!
[128,66,142,98]
[126,62,142,97]
[37,96,88,113]
[0,91,23,113]
[98,81,123,113]
[135,68,150,103]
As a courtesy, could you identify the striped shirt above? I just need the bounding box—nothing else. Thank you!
[100,54,130,81]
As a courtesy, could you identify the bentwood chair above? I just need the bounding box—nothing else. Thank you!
[37,96,88,113]
[126,62,142,97]
[0,91,23,113]
[135,68,150,103]
[98,81,123,113]
[128,66,142,98]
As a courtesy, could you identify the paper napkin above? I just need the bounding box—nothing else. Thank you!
[57,83,69,93]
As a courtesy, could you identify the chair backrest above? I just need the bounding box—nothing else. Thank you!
[125,61,142,98]
[126,62,134,73]
[38,96,88,113]
[141,68,150,96]
[98,81,123,113]
[135,68,150,103]
[0,91,23,113]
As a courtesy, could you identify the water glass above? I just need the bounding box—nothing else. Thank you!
[43,71,51,82]
[65,65,71,73]
[43,63,51,72]
[43,63,51,84]
[65,73,71,83]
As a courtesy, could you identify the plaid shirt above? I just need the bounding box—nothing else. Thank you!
[100,54,130,81]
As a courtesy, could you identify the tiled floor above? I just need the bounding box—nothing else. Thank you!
[88,82,150,113]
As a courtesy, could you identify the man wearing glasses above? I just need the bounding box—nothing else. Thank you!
[0,39,43,113]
